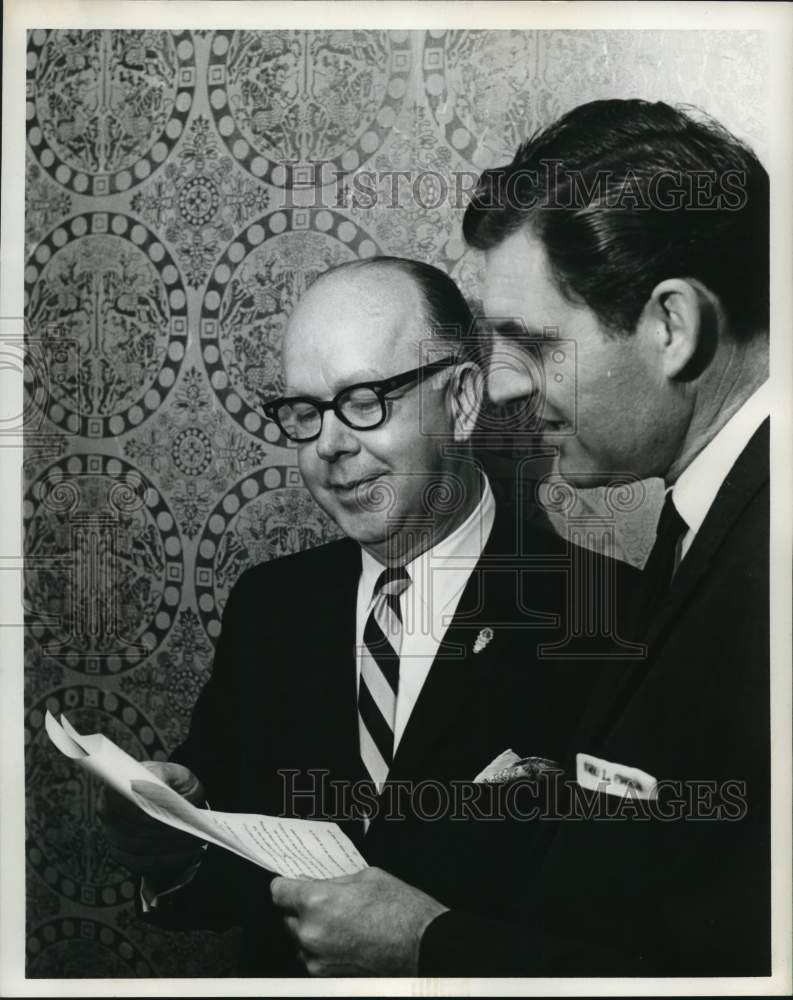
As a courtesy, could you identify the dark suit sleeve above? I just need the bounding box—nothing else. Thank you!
[139,541,359,975]
[419,910,628,976]
[141,566,275,932]
[419,910,530,976]
[171,568,250,804]
[420,479,771,978]
[420,782,769,977]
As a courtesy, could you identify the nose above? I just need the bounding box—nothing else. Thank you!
[486,350,537,407]
[313,408,360,462]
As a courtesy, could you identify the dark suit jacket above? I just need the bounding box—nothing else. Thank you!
[145,495,639,975]
[421,421,771,977]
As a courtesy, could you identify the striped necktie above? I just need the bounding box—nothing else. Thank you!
[358,566,411,793]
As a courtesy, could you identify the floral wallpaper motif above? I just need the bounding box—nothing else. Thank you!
[23,28,765,977]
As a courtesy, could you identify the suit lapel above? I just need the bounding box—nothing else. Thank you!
[579,419,769,752]
[385,502,547,782]
[644,419,769,650]
[386,590,503,782]
[293,540,364,781]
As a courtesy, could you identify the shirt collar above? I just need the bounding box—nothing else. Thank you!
[672,380,770,545]
[359,476,496,610]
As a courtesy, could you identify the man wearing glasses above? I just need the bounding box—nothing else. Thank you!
[102,256,635,974]
[266,101,772,980]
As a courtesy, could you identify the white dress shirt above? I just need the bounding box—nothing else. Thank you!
[672,380,770,563]
[144,476,496,909]
[356,477,496,749]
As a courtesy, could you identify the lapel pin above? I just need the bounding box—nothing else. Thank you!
[473,627,494,654]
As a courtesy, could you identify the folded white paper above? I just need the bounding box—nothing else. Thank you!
[45,711,367,879]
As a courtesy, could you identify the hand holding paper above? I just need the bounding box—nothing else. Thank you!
[102,761,208,881]
[45,711,208,880]
[46,712,367,881]
[271,867,449,976]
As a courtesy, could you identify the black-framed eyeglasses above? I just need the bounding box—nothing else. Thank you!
[262,356,457,443]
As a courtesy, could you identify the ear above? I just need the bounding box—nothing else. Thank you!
[446,361,484,442]
[639,278,713,380]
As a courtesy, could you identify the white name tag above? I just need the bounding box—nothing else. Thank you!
[576,752,658,800]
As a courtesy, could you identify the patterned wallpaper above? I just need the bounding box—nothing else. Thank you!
[23,29,766,977]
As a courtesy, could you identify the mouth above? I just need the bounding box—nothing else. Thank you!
[538,419,571,434]
[329,473,385,498]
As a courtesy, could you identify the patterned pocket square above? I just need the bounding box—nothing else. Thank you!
[473,748,561,784]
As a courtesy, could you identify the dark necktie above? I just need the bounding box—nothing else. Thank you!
[634,490,688,639]
[358,566,411,792]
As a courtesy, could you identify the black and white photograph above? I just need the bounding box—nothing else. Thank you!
[1,1,791,994]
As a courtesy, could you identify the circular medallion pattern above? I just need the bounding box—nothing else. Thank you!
[200,207,380,432]
[27,917,154,977]
[178,174,222,226]
[423,30,543,169]
[171,426,213,476]
[130,114,271,291]
[194,473,344,640]
[340,105,458,260]
[114,907,240,977]
[26,29,196,196]
[26,686,167,908]
[25,158,72,255]
[120,606,214,749]
[123,368,269,541]
[208,30,411,187]
[24,454,183,673]
[24,213,188,439]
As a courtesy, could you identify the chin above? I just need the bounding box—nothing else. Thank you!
[556,456,623,490]
[331,509,390,546]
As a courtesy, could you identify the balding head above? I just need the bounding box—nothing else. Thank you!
[276,257,483,564]
[285,263,428,387]
[284,257,473,382]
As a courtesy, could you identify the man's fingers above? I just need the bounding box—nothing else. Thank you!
[98,763,204,830]
[270,875,299,911]
[270,875,316,913]
[281,913,301,941]
[100,788,196,848]
[142,761,205,803]
[102,814,205,868]
[329,866,375,885]
[98,763,207,878]
[98,762,207,852]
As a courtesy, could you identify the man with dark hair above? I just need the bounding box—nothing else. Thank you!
[271,100,770,978]
[465,99,768,344]
[102,255,635,975]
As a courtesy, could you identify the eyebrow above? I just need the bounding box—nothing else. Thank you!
[488,318,549,338]
[284,368,385,398]
[489,318,527,335]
